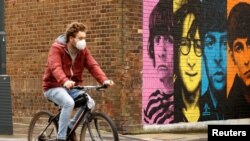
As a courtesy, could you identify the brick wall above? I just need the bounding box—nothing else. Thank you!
[4,0,143,133]
[118,0,143,133]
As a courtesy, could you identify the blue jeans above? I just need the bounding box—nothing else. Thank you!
[44,87,85,140]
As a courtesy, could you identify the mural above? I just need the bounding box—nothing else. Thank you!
[173,0,202,122]
[226,0,250,119]
[142,0,250,125]
[199,0,227,121]
[142,0,174,124]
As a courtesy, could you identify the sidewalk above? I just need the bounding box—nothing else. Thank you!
[121,132,207,141]
[0,123,208,141]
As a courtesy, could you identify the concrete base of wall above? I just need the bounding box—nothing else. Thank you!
[142,118,250,133]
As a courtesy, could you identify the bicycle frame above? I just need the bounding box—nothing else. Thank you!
[66,105,91,140]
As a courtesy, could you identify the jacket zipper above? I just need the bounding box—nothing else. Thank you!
[65,48,76,80]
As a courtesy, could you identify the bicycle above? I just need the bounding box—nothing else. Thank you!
[27,85,119,141]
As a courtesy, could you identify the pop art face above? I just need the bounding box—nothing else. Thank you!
[153,35,174,92]
[203,31,227,92]
[179,13,202,93]
[232,37,250,87]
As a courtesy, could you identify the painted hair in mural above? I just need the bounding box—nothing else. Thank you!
[142,0,174,124]
[199,0,227,121]
[226,1,250,119]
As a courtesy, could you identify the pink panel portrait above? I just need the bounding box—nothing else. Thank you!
[142,0,174,124]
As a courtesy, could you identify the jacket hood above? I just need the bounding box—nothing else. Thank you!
[55,34,66,45]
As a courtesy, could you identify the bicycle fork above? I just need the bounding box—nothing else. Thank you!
[87,116,104,141]
[39,114,59,141]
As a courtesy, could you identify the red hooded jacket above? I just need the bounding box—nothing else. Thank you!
[42,39,108,92]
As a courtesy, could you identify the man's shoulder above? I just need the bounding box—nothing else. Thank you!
[50,42,66,51]
[52,41,65,48]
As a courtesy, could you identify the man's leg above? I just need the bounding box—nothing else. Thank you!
[44,87,75,140]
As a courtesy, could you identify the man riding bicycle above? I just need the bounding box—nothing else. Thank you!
[42,21,114,141]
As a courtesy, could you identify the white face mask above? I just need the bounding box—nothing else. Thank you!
[76,39,86,50]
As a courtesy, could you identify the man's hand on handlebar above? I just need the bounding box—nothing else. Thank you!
[63,80,76,89]
[103,80,114,87]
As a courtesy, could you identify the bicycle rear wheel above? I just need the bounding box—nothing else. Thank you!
[80,112,119,141]
[27,110,58,141]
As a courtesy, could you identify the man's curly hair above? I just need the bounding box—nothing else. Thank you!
[65,22,87,43]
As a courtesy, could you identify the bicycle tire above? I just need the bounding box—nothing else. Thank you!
[27,110,58,141]
[80,112,119,141]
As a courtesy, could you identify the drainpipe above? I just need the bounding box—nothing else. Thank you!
[0,0,6,74]
[121,0,125,63]
[0,0,4,31]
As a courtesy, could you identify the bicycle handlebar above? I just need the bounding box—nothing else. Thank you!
[73,84,108,91]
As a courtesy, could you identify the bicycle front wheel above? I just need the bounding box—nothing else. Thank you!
[27,110,58,141]
[80,112,119,141]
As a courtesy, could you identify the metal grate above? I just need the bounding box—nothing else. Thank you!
[0,75,13,135]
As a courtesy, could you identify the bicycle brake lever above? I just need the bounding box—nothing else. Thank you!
[96,85,108,91]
